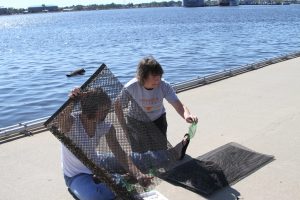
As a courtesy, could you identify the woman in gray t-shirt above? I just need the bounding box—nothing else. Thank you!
[115,56,198,152]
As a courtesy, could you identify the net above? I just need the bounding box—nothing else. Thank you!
[44,64,182,199]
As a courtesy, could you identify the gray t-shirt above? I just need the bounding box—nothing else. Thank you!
[123,78,179,121]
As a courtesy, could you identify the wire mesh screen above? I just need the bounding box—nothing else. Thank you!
[44,64,180,199]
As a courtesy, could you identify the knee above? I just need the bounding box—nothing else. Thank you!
[95,184,115,200]
[72,185,115,200]
[69,174,115,200]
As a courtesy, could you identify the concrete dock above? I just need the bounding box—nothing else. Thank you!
[1,57,300,200]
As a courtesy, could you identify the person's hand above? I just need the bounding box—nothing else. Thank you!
[136,173,154,188]
[69,87,82,99]
[185,114,198,124]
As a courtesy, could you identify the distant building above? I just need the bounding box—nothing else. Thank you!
[219,0,240,5]
[62,8,74,12]
[28,5,58,13]
[230,0,240,5]
[182,0,205,7]
[0,7,8,15]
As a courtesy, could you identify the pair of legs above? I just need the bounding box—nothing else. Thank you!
[126,113,169,152]
[64,173,116,200]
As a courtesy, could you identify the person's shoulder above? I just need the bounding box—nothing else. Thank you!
[161,78,169,84]
[160,79,172,87]
[160,79,177,96]
[124,77,139,88]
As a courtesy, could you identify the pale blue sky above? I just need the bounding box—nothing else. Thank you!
[0,0,161,8]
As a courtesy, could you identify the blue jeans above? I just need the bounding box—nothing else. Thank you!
[97,150,173,173]
[64,173,115,200]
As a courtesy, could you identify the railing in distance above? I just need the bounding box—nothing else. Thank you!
[0,116,49,141]
[173,51,300,93]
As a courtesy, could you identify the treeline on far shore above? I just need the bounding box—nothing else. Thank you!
[1,0,297,16]
[0,1,182,15]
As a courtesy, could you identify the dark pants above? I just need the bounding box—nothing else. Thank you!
[153,113,167,138]
[127,113,168,153]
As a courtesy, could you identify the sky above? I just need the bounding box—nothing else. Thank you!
[0,0,161,9]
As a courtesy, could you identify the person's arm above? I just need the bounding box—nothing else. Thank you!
[56,87,84,133]
[162,80,198,124]
[114,97,129,135]
[170,99,198,124]
[56,90,78,133]
[56,103,73,133]
[114,89,134,144]
[105,126,153,187]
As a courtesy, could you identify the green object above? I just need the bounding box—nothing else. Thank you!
[121,179,134,192]
[120,168,157,193]
[188,123,197,139]
[148,168,156,176]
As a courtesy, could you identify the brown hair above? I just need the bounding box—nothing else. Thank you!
[80,88,111,119]
[136,56,164,85]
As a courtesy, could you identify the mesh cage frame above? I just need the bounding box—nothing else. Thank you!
[44,64,177,199]
[44,64,135,199]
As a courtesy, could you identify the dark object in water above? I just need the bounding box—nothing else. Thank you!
[66,68,85,77]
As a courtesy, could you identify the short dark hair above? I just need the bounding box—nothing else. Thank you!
[136,56,164,85]
[80,88,111,119]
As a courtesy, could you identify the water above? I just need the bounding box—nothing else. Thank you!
[1,5,300,128]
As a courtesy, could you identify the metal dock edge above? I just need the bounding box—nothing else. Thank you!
[1,51,300,141]
[173,51,300,93]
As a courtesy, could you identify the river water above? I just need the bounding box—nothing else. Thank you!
[1,5,300,128]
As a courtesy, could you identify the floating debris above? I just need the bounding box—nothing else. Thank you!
[66,68,85,77]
